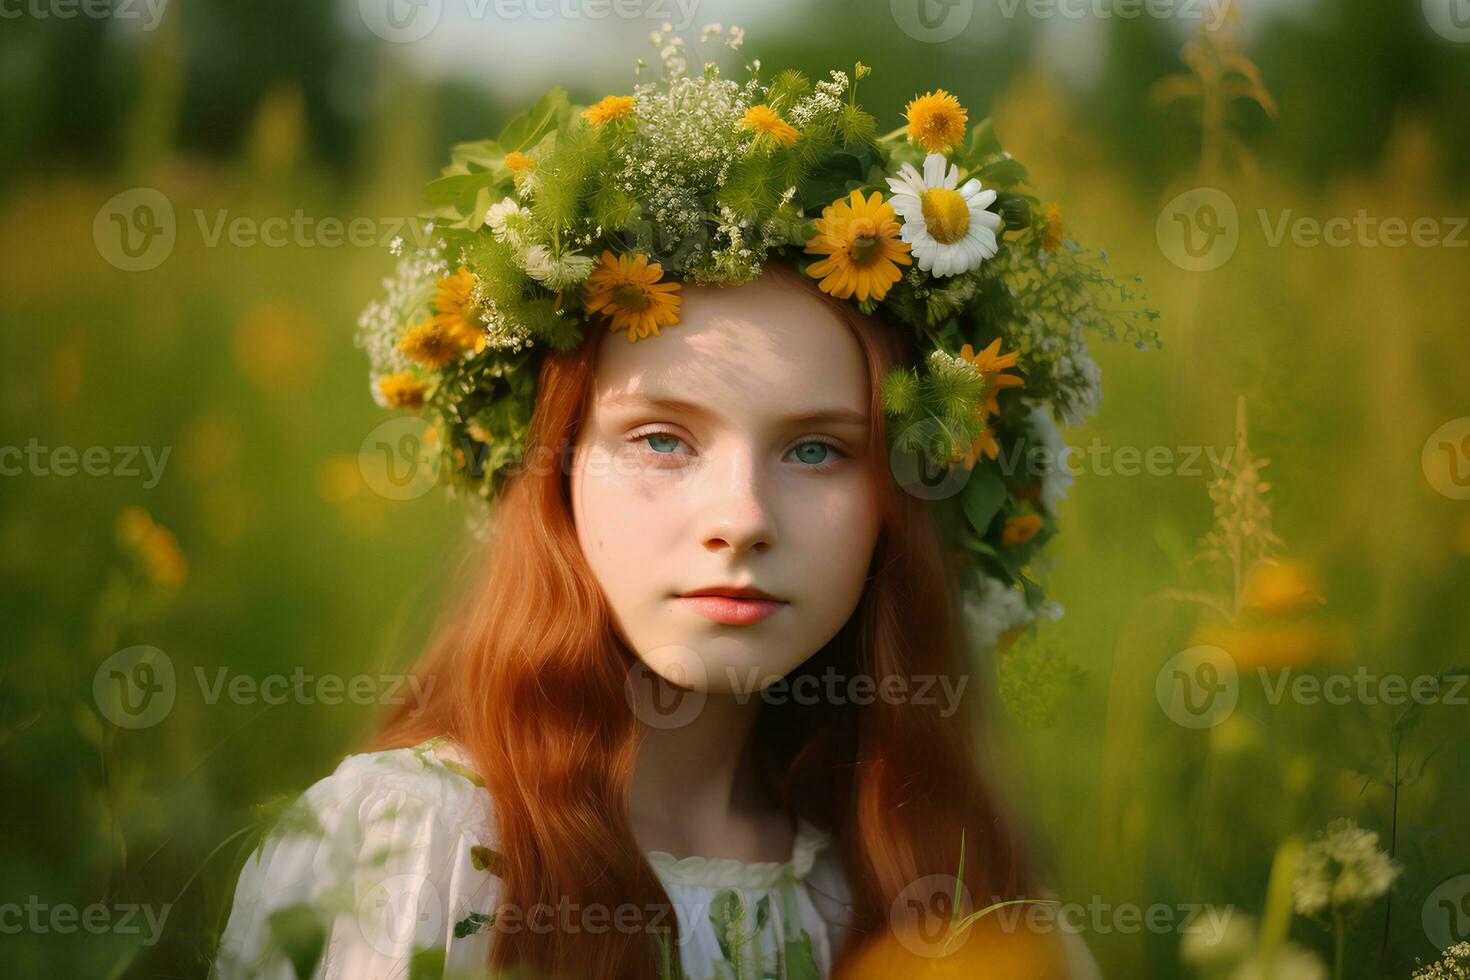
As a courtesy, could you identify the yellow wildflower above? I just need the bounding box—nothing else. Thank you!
[582,95,635,125]
[740,104,799,147]
[398,319,462,369]
[377,370,427,409]
[803,190,912,303]
[905,89,968,153]
[583,251,683,342]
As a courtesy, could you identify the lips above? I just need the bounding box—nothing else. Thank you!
[675,585,788,626]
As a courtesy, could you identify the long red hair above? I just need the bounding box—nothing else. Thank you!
[374,263,1035,978]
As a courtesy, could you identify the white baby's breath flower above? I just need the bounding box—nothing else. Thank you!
[1292,818,1402,922]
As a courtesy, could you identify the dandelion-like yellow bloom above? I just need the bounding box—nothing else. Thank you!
[905,89,968,153]
[503,151,533,172]
[431,266,486,353]
[804,190,912,303]
[953,338,1025,467]
[377,370,427,409]
[398,319,462,369]
[1039,202,1065,253]
[740,104,799,147]
[582,95,635,125]
[1003,513,1044,546]
[583,251,682,342]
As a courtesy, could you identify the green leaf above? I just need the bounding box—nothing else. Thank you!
[266,904,325,980]
[783,930,822,980]
[453,911,494,938]
[960,469,1006,536]
[498,87,570,153]
[976,156,1029,189]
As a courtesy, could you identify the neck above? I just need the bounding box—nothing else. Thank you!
[628,685,789,861]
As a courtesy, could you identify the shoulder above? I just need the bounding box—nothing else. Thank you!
[214,739,503,980]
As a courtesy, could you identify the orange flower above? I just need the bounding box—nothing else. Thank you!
[503,151,533,172]
[804,190,912,303]
[583,251,682,342]
[952,338,1025,468]
[1003,514,1044,546]
[1038,203,1064,253]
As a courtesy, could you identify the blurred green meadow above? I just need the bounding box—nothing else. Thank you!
[2,1,1468,977]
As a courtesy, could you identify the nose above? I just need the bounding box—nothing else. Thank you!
[699,450,776,556]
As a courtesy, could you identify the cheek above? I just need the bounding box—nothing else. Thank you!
[784,473,882,605]
[572,447,675,589]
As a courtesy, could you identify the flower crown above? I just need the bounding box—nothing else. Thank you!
[357,27,1157,641]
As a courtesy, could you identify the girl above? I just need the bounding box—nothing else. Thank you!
[216,263,1048,979]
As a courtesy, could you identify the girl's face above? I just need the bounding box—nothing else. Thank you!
[570,271,883,696]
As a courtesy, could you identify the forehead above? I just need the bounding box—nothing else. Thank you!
[589,272,871,419]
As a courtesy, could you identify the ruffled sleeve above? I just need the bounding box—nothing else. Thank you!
[213,740,501,980]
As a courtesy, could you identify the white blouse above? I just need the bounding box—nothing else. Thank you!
[214,738,855,979]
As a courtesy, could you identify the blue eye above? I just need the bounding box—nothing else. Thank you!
[646,433,683,454]
[792,442,833,465]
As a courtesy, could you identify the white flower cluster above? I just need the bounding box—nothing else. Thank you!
[964,572,1062,648]
[355,247,447,376]
[1413,942,1470,980]
[1022,402,1074,516]
[789,70,849,129]
[618,65,747,279]
[1291,818,1402,921]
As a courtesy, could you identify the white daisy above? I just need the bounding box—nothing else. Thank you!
[885,153,1003,277]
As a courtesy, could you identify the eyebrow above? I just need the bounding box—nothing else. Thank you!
[602,393,869,428]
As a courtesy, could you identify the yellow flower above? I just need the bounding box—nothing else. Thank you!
[582,95,635,125]
[376,370,427,409]
[804,190,912,303]
[953,338,1025,467]
[398,318,462,369]
[905,89,969,153]
[583,251,683,342]
[117,507,188,588]
[1039,202,1065,253]
[1241,559,1326,616]
[431,266,485,352]
[503,151,533,172]
[1003,513,1044,546]
[740,104,799,147]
